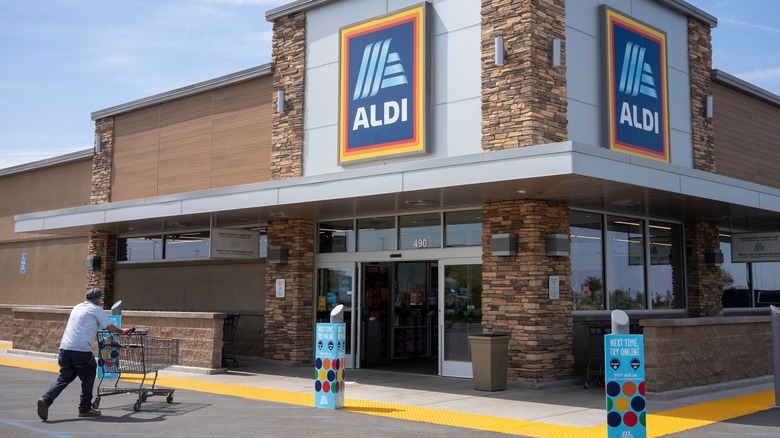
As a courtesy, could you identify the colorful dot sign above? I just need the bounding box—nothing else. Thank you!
[605,334,646,438]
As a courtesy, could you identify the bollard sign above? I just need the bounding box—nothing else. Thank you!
[338,3,429,164]
[601,6,669,163]
[605,334,646,438]
[314,323,346,409]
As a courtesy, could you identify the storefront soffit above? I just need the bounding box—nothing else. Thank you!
[14,142,780,237]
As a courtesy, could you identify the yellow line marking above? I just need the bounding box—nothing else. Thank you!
[0,355,773,437]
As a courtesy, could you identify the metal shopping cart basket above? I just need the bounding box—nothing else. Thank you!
[221,313,240,367]
[94,329,179,412]
[582,321,643,389]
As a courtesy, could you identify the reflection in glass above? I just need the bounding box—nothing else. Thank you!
[117,236,163,261]
[357,217,396,251]
[399,214,441,250]
[443,264,482,362]
[316,267,353,355]
[318,220,355,253]
[570,211,604,310]
[607,217,645,310]
[445,210,482,247]
[648,222,684,309]
[164,231,210,260]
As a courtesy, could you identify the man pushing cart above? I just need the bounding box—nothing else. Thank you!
[94,328,179,412]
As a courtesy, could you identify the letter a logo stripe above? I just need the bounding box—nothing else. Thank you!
[352,38,408,101]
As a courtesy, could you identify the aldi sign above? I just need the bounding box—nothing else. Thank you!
[602,6,670,162]
[338,4,429,164]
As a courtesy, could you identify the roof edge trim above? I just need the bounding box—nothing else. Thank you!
[653,0,717,27]
[0,149,94,177]
[713,69,780,108]
[91,63,273,121]
[266,0,335,21]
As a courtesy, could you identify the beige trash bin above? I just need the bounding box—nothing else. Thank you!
[468,334,510,391]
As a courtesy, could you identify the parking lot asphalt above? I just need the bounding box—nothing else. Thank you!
[1,342,778,437]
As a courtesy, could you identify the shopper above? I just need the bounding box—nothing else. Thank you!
[37,288,130,421]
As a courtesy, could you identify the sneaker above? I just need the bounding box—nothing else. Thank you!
[37,398,48,421]
[78,408,101,418]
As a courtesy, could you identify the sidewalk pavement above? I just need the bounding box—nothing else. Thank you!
[1,341,777,437]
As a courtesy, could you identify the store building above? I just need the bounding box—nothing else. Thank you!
[4,0,780,387]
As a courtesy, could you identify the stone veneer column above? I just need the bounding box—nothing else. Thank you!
[263,219,315,363]
[688,18,716,173]
[684,221,722,317]
[88,117,117,306]
[482,0,567,150]
[481,200,573,382]
[271,11,305,180]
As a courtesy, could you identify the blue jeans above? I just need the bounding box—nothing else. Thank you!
[41,349,97,413]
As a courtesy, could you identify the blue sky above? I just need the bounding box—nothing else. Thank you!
[0,0,778,169]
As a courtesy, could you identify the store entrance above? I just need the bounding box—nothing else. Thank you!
[361,261,438,374]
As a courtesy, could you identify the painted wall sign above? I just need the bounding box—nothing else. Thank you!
[338,4,429,164]
[602,6,670,163]
[731,232,780,262]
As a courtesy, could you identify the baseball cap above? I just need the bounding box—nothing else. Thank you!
[86,288,103,300]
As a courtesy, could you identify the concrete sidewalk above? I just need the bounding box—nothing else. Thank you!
[1,342,777,437]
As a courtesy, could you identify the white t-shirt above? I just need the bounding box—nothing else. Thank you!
[59,301,111,352]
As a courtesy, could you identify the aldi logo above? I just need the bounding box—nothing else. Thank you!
[338,4,428,164]
[602,6,670,162]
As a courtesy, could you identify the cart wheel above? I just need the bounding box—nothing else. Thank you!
[232,359,238,367]
[584,380,590,389]
[133,400,142,412]
[141,396,148,403]
[597,379,604,388]
[92,396,101,409]
[166,394,174,404]
[221,358,227,367]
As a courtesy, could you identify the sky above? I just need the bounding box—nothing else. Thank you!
[1,0,779,169]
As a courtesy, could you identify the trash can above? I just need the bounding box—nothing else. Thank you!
[468,334,510,391]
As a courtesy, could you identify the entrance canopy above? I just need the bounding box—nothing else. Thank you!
[15,141,780,236]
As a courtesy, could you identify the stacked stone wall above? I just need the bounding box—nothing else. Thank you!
[685,221,723,317]
[271,12,305,180]
[688,18,716,173]
[482,0,567,150]
[481,200,573,382]
[264,219,314,363]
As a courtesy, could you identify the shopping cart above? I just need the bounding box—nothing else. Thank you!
[221,313,240,367]
[582,321,643,389]
[94,329,179,412]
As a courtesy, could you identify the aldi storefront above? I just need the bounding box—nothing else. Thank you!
[9,0,780,385]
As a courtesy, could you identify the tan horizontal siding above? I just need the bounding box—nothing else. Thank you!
[111,76,273,201]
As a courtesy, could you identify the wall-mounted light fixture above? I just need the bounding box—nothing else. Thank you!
[94,133,102,153]
[550,38,562,67]
[546,233,570,257]
[704,95,713,119]
[276,89,286,114]
[490,233,517,256]
[705,249,724,267]
[268,245,288,264]
[495,37,507,66]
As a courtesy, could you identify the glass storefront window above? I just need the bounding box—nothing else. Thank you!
[443,264,482,362]
[648,222,684,309]
[607,216,646,310]
[357,217,396,251]
[399,213,441,250]
[164,231,210,260]
[117,235,163,261]
[318,220,355,253]
[444,210,482,247]
[570,211,604,310]
[720,238,752,307]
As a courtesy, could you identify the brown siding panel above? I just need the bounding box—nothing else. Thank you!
[111,76,273,201]
[714,83,780,189]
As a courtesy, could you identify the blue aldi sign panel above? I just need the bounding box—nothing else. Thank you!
[338,4,429,164]
[602,6,670,162]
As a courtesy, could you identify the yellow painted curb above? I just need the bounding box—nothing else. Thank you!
[0,354,773,438]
